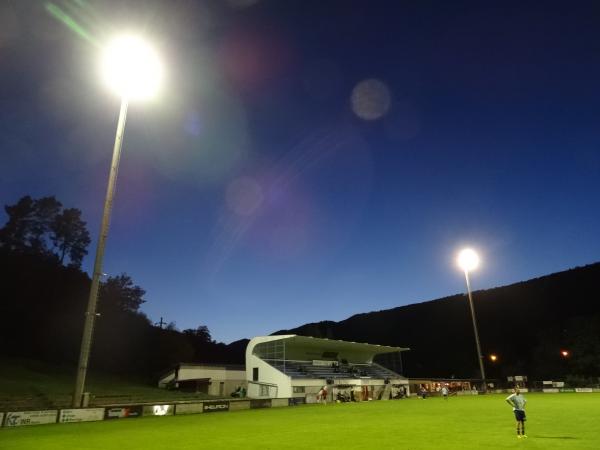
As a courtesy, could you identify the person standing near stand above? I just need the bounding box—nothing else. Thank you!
[505,387,527,438]
[317,386,328,404]
[441,385,449,400]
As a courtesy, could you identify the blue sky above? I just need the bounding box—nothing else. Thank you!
[1,0,599,342]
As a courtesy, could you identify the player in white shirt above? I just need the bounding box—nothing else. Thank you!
[505,387,527,438]
[441,385,449,399]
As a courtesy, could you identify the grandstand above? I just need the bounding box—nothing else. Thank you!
[246,335,409,401]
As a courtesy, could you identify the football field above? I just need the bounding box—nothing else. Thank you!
[2,394,599,449]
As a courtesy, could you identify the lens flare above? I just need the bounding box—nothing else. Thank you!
[226,176,264,216]
[45,3,97,45]
[351,79,391,120]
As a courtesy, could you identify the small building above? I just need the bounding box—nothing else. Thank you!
[158,363,246,397]
[246,335,410,401]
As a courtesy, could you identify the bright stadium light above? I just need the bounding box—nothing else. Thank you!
[101,35,163,100]
[457,248,480,272]
[456,247,486,392]
[73,35,163,408]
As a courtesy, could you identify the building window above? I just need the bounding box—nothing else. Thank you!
[254,340,285,360]
[293,386,305,393]
[253,367,259,381]
[259,384,269,397]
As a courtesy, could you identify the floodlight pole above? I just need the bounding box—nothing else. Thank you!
[464,269,486,392]
[73,97,129,407]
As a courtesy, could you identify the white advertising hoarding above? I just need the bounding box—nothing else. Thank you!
[175,403,204,415]
[142,405,174,416]
[59,408,105,423]
[4,410,58,427]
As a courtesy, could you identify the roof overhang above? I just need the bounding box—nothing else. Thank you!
[276,335,408,354]
[247,335,409,364]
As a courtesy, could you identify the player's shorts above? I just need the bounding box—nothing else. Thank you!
[513,409,526,421]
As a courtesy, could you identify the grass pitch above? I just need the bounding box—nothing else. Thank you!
[2,394,599,449]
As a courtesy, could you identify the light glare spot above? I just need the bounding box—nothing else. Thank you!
[351,79,391,120]
[226,177,264,216]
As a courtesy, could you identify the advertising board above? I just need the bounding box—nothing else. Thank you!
[175,403,205,415]
[59,408,105,423]
[289,397,306,406]
[202,401,229,413]
[104,406,143,419]
[250,399,272,409]
[229,400,251,411]
[143,404,174,416]
[4,410,58,427]
[271,398,289,408]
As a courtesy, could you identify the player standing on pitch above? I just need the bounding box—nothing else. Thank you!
[505,387,527,438]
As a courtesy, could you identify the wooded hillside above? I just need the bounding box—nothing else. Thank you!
[274,263,600,381]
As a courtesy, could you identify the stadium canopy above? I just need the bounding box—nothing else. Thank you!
[247,335,409,364]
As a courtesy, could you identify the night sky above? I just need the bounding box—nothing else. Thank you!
[1,0,599,343]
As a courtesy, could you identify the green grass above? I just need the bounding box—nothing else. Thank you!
[2,394,600,449]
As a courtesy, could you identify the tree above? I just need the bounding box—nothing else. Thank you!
[98,273,146,314]
[0,195,90,268]
[50,208,91,267]
[565,315,600,377]
[0,195,36,251]
[183,325,218,362]
[29,197,62,253]
[183,325,213,343]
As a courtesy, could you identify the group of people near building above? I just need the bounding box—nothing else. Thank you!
[230,386,246,398]
[317,386,328,404]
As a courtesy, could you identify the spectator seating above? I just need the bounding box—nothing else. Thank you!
[263,359,401,380]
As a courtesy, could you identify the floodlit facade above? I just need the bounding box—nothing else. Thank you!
[246,335,410,401]
[158,363,246,397]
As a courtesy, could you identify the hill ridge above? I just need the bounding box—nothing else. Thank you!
[272,262,600,379]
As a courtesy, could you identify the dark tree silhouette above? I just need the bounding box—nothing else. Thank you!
[183,325,213,343]
[0,195,90,268]
[29,197,62,253]
[0,196,63,253]
[50,208,91,267]
[0,195,36,251]
[565,315,600,377]
[0,244,242,380]
[98,273,146,314]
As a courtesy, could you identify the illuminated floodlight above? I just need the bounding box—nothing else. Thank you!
[74,34,163,407]
[455,246,486,389]
[490,354,498,362]
[101,35,163,100]
[560,350,570,358]
[457,248,480,272]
